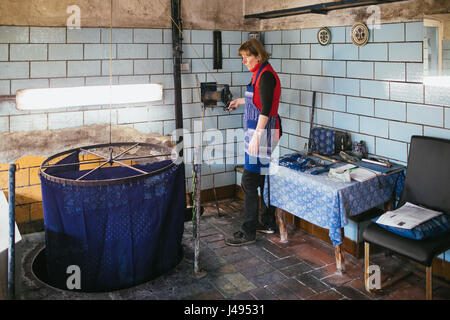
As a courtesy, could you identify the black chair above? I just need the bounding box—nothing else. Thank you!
[362,136,450,300]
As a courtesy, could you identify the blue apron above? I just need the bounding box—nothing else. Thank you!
[244,63,279,174]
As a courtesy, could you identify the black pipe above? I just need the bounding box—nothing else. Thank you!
[244,0,407,19]
[8,164,16,300]
[171,0,183,159]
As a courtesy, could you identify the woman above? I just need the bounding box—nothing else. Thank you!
[225,38,282,246]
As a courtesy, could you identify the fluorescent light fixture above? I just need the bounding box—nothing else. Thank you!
[15,83,163,110]
[423,76,450,87]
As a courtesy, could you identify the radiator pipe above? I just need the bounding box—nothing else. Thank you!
[171,0,183,158]
[193,147,202,275]
[8,164,16,300]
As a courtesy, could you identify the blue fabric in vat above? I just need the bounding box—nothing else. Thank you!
[40,152,185,292]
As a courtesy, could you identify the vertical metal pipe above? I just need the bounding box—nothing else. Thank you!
[8,164,16,300]
[171,0,183,158]
[193,147,201,275]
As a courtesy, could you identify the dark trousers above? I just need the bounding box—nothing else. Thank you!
[241,169,276,237]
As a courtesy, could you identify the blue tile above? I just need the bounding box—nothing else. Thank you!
[360,116,388,137]
[334,78,359,96]
[360,80,389,99]
[278,103,290,118]
[316,109,333,127]
[191,30,213,43]
[406,63,423,83]
[446,108,450,129]
[322,61,346,77]
[134,29,162,43]
[288,134,308,151]
[291,75,311,90]
[406,22,423,42]
[329,27,346,43]
[301,28,319,43]
[390,82,423,103]
[282,30,300,44]
[374,23,404,42]
[334,112,359,132]
[272,45,290,59]
[282,118,300,135]
[311,76,333,93]
[290,44,310,59]
[221,31,242,44]
[375,100,406,121]
[375,62,405,81]
[0,26,29,43]
[334,44,358,60]
[322,93,346,112]
[389,43,422,62]
[359,43,387,61]
[407,103,443,127]
[278,73,290,88]
[282,59,300,74]
[389,121,422,142]
[301,90,318,107]
[347,61,373,79]
[281,88,300,104]
[290,105,309,121]
[301,60,321,75]
[375,137,407,162]
[347,97,374,116]
[265,31,281,44]
[311,44,333,60]
[424,126,450,140]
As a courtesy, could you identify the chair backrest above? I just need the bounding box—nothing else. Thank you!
[398,136,450,214]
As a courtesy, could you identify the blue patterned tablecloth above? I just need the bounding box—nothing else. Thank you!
[263,158,402,246]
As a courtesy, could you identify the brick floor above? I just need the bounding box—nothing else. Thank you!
[17,198,450,301]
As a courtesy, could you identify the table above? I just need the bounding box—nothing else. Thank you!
[263,155,403,272]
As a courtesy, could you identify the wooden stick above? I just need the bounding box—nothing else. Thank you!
[364,242,371,292]
[311,152,338,163]
[426,266,432,300]
[275,207,288,243]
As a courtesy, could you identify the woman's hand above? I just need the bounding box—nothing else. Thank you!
[248,130,262,156]
[227,98,245,111]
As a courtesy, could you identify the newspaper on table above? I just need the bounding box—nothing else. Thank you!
[376,202,443,229]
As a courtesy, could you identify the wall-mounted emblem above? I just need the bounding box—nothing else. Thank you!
[317,27,331,46]
[351,23,369,46]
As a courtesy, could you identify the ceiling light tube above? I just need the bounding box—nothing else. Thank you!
[15,83,163,111]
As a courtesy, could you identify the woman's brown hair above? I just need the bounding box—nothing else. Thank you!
[238,38,270,64]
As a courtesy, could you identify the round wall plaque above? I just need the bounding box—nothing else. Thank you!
[317,27,331,46]
[351,23,369,46]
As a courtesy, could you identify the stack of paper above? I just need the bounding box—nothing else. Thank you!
[350,167,380,182]
[376,202,443,229]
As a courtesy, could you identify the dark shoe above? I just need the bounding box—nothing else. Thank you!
[256,222,275,234]
[225,231,256,247]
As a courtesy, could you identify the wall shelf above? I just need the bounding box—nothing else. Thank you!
[244,0,408,19]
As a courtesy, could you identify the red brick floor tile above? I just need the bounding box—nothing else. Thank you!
[290,243,336,268]
[279,263,314,278]
[239,262,276,279]
[233,256,266,272]
[265,282,300,300]
[383,284,426,300]
[248,270,288,288]
[334,285,372,300]
[280,278,316,299]
[296,273,330,293]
